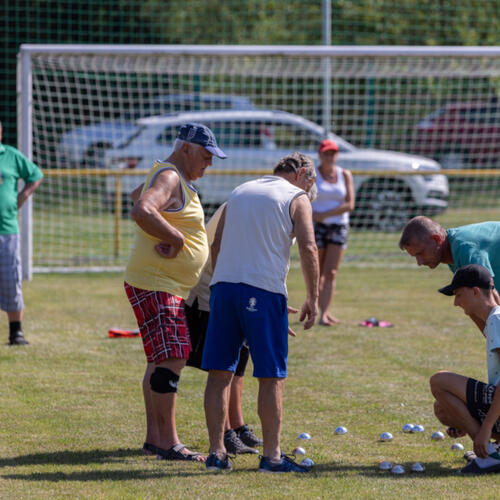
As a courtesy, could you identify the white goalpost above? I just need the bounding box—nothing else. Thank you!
[18,45,500,276]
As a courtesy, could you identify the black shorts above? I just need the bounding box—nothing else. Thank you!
[185,298,249,377]
[466,378,500,434]
[314,222,348,249]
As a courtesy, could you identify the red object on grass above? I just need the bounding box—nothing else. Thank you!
[108,328,141,338]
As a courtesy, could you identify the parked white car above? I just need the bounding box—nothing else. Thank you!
[104,110,449,231]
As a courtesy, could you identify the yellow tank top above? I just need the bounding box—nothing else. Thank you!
[124,162,209,299]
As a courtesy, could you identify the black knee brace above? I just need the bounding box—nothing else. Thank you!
[150,367,179,394]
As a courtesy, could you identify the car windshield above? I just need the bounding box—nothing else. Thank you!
[206,122,274,148]
[460,105,499,124]
[117,125,145,148]
[129,115,357,153]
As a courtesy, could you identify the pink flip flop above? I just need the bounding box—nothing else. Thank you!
[359,317,393,328]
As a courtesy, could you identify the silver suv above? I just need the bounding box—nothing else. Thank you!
[104,110,448,231]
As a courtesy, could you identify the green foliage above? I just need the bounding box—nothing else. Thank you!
[2,1,499,144]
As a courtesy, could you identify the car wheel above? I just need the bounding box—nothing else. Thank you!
[355,180,412,232]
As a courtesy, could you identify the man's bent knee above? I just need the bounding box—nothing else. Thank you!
[433,400,447,423]
[429,370,452,395]
[150,367,180,394]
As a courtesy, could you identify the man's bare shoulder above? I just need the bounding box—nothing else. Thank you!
[290,192,311,218]
[153,166,181,185]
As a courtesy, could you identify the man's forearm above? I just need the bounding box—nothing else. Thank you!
[18,179,43,208]
[210,206,226,272]
[299,243,319,301]
[131,204,184,247]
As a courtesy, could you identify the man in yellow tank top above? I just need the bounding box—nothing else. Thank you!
[124,123,226,461]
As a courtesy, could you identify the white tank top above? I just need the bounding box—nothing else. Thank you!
[311,166,349,225]
[211,176,306,298]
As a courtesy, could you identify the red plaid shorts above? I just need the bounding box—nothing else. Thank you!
[124,282,192,363]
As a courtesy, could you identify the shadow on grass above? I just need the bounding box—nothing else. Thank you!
[1,469,208,482]
[313,461,459,477]
[1,449,460,481]
[0,448,209,481]
[0,448,145,467]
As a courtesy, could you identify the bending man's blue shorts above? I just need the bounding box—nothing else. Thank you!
[201,282,288,378]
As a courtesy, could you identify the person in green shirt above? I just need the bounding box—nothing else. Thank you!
[0,121,43,345]
[399,216,500,333]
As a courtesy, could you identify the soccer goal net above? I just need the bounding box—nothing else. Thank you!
[18,45,500,275]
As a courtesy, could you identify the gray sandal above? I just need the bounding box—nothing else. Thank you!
[157,443,203,461]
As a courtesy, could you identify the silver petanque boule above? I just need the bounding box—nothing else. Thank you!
[431,431,445,441]
[300,458,315,467]
[378,461,392,471]
[391,464,405,474]
[411,462,425,472]
[379,432,394,442]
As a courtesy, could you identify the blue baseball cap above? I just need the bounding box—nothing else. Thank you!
[177,123,227,159]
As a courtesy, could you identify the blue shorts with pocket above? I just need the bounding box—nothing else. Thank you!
[201,282,288,378]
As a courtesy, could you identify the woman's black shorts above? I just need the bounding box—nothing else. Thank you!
[314,222,348,249]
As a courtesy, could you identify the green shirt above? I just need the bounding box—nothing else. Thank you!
[447,221,500,292]
[0,143,43,235]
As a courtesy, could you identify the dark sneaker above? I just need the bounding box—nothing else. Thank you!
[459,444,500,475]
[224,429,258,454]
[9,331,29,346]
[206,452,233,472]
[258,454,311,473]
[459,459,500,475]
[236,424,263,447]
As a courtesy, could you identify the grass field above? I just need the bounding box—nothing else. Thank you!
[2,265,499,499]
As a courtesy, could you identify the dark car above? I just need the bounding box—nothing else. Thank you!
[414,99,500,169]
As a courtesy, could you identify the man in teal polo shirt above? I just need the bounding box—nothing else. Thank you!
[399,216,500,332]
[0,121,43,345]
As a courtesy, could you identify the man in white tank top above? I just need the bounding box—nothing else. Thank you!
[202,153,320,473]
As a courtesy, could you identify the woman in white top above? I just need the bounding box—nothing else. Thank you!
[311,139,355,326]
